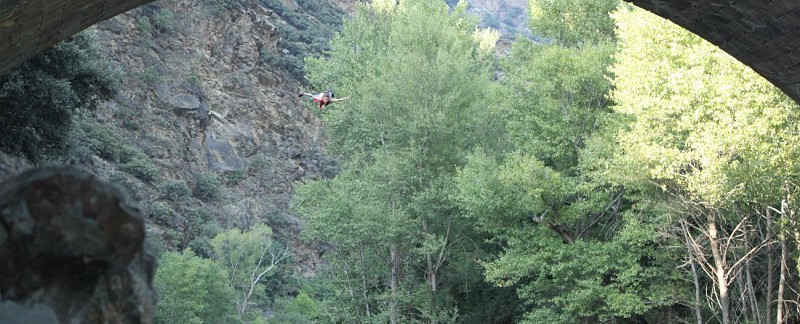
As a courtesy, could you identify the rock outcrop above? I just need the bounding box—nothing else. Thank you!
[89,0,335,248]
[0,0,156,76]
[0,167,155,323]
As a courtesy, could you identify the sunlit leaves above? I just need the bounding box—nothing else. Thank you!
[528,0,618,46]
[609,7,800,206]
[154,250,236,324]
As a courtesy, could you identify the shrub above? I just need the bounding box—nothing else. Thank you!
[187,221,222,257]
[119,156,160,183]
[224,170,245,186]
[136,16,153,35]
[187,74,201,87]
[247,154,268,176]
[270,292,319,323]
[146,235,168,257]
[108,172,144,201]
[161,179,191,201]
[70,113,132,163]
[149,201,174,224]
[203,0,247,10]
[152,8,176,34]
[154,250,236,323]
[0,31,119,162]
[194,172,220,201]
[139,66,162,85]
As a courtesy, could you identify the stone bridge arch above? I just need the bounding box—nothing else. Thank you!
[2,0,800,102]
[0,0,153,73]
[629,1,800,103]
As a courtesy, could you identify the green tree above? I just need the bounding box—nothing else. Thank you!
[298,0,515,322]
[210,224,290,320]
[154,249,236,324]
[606,7,800,323]
[528,0,617,46]
[0,30,119,161]
[269,291,319,323]
[453,0,678,322]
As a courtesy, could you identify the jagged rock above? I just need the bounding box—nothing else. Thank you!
[0,301,58,324]
[0,153,27,183]
[205,129,247,171]
[0,167,156,323]
[168,93,201,109]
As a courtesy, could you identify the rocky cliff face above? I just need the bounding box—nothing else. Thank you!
[0,166,156,323]
[461,0,530,38]
[80,0,350,268]
[33,0,521,275]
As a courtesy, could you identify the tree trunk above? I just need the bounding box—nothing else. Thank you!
[389,244,399,324]
[777,230,786,324]
[359,246,371,319]
[736,271,748,322]
[743,216,761,323]
[708,211,730,324]
[745,259,760,323]
[681,220,703,324]
[777,199,790,324]
[767,208,774,324]
[421,219,440,293]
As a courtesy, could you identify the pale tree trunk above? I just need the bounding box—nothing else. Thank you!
[767,208,774,324]
[389,244,400,324]
[233,242,289,316]
[777,227,787,324]
[359,245,371,320]
[745,256,760,322]
[708,210,730,324]
[421,218,452,294]
[743,216,761,323]
[423,218,436,292]
[736,271,748,322]
[681,220,703,324]
[777,199,791,324]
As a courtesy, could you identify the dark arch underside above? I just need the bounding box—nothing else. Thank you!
[625,0,800,104]
[0,0,154,73]
[2,0,800,103]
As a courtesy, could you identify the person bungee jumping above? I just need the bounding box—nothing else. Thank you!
[298,89,351,109]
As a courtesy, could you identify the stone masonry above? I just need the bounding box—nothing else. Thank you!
[0,0,154,74]
[3,0,800,102]
[625,0,800,103]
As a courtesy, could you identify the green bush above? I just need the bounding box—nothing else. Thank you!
[224,170,245,186]
[152,8,176,34]
[119,156,160,183]
[154,250,237,323]
[139,66,162,85]
[146,235,168,257]
[148,201,174,224]
[270,292,319,323]
[70,113,133,163]
[256,0,344,82]
[208,0,247,9]
[161,179,191,201]
[193,172,220,201]
[164,228,183,248]
[182,205,215,229]
[187,221,222,258]
[187,74,201,87]
[108,172,144,201]
[136,16,153,35]
[0,31,119,162]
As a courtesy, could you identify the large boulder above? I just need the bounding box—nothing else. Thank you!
[0,167,156,323]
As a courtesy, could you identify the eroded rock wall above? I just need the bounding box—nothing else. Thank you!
[0,167,155,323]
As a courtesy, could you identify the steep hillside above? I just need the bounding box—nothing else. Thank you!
[469,0,529,37]
[446,0,530,38]
[71,0,353,269]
